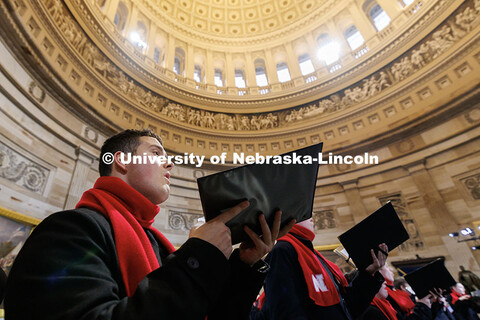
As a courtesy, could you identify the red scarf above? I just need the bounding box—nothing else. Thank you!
[386,280,415,314]
[372,297,398,320]
[278,225,348,306]
[76,176,175,296]
[450,290,468,305]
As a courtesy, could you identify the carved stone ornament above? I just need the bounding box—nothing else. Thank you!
[313,209,337,230]
[378,194,425,252]
[168,210,203,231]
[0,141,50,194]
[28,81,46,103]
[460,174,480,200]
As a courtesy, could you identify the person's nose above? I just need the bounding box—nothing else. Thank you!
[164,161,174,171]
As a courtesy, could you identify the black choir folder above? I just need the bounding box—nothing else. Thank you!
[404,259,456,298]
[337,202,410,270]
[197,143,323,244]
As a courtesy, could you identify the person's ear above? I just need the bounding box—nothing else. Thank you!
[113,151,128,174]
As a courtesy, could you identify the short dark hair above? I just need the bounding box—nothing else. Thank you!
[99,129,163,176]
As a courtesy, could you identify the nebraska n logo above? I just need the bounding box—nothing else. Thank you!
[312,274,328,292]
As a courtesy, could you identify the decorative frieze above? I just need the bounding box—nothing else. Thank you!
[0,140,50,195]
[168,210,202,231]
[313,209,337,231]
[460,173,480,200]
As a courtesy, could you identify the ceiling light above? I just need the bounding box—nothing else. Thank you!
[129,32,146,48]
[461,228,474,236]
[318,42,340,65]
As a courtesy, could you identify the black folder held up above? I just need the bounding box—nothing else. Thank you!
[404,259,456,299]
[197,143,323,244]
[337,202,410,270]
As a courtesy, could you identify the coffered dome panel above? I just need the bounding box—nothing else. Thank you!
[151,0,320,38]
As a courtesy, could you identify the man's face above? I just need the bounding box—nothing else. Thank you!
[297,217,315,232]
[454,283,466,295]
[124,136,172,205]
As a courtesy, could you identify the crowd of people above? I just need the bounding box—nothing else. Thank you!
[0,129,479,320]
[249,217,480,320]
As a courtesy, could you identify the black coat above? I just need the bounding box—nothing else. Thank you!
[5,208,265,319]
[251,235,384,320]
[452,299,480,320]
[358,305,390,320]
[407,302,455,320]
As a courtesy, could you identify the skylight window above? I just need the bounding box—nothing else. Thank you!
[214,68,223,87]
[298,54,315,75]
[194,65,203,82]
[276,63,291,82]
[345,26,365,50]
[370,4,391,31]
[255,67,268,87]
[235,69,246,88]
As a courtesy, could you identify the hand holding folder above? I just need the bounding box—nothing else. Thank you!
[337,202,410,271]
[404,259,456,298]
[197,143,323,244]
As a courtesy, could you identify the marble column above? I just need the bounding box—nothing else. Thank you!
[347,3,377,39]
[284,42,302,78]
[244,52,257,86]
[375,0,401,21]
[165,33,176,71]
[63,147,96,210]
[206,50,214,84]
[225,52,235,87]
[341,179,368,224]
[186,44,195,79]
[406,161,458,234]
[264,49,279,84]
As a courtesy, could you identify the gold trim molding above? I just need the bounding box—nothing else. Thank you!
[0,206,41,226]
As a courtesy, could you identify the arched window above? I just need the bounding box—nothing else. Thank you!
[153,47,161,63]
[317,33,340,65]
[153,34,166,66]
[370,4,391,31]
[194,64,203,82]
[214,68,223,87]
[254,59,268,86]
[276,62,291,82]
[298,54,315,75]
[255,67,268,86]
[345,25,365,50]
[235,69,246,88]
[173,57,181,74]
[129,21,147,49]
[114,2,128,32]
[173,48,185,75]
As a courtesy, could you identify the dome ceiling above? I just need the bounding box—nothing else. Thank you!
[143,0,327,41]
[1,0,478,162]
